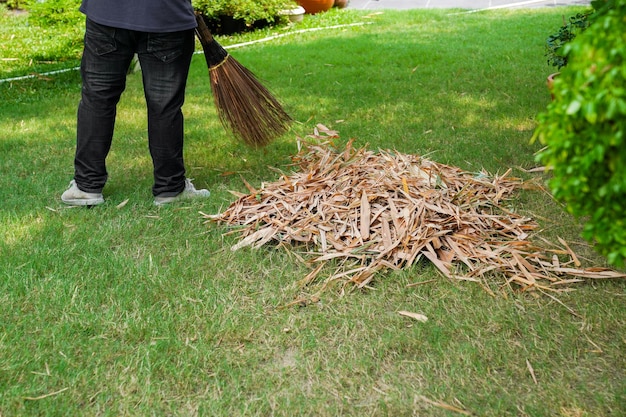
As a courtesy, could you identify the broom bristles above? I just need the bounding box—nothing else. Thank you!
[195,14,292,147]
[210,56,292,147]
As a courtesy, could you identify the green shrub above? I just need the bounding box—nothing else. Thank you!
[18,0,295,32]
[544,0,615,69]
[4,0,24,10]
[27,0,82,26]
[193,0,297,26]
[533,0,626,266]
[544,12,592,69]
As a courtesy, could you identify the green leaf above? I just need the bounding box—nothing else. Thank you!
[566,100,582,115]
[584,102,598,123]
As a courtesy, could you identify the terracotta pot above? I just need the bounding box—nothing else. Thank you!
[547,72,560,100]
[334,0,350,8]
[297,0,335,14]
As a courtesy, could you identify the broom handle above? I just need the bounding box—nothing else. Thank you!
[194,13,229,69]
[194,13,214,46]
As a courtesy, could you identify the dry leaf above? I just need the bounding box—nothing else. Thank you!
[526,359,538,385]
[398,311,428,322]
[116,199,129,209]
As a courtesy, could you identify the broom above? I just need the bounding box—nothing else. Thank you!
[194,13,292,147]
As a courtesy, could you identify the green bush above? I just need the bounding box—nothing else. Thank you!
[27,0,82,26]
[544,11,592,69]
[544,1,615,69]
[17,0,295,32]
[533,0,626,266]
[193,0,297,26]
[4,0,24,10]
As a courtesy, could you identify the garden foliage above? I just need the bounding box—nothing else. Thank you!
[192,0,297,25]
[544,11,592,69]
[534,0,626,266]
[544,0,614,69]
[25,0,82,26]
[9,0,296,28]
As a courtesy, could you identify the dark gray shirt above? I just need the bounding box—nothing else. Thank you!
[80,0,196,32]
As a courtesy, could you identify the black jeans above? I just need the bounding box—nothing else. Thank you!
[74,18,195,197]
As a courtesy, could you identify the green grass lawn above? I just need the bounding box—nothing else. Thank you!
[1,6,625,416]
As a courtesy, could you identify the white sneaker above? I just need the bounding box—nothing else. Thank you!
[61,180,105,206]
[154,178,210,206]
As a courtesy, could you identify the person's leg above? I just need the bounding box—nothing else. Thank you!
[137,29,195,197]
[74,18,136,193]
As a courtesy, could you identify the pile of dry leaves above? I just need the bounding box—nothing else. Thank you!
[203,127,624,298]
